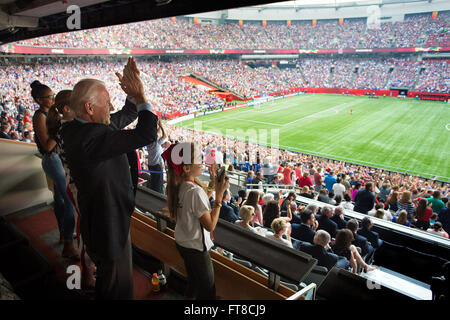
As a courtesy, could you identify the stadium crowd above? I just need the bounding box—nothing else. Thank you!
[1,55,449,144]
[13,11,450,50]
[142,123,450,241]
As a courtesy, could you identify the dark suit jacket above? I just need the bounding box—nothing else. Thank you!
[300,243,350,271]
[317,214,338,238]
[219,201,240,223]
[291,223,316,244]
[357,227,383,249]
[61,99,158,261]
[330,214,347,230]
[353,189,375,214]
[352,232,374,258]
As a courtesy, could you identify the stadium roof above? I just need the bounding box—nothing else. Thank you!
[0,0,284,44]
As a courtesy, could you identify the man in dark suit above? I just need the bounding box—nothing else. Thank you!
[219,189,240,223]
[357,217,383,249]
[330,206,347,230]
[317,206,338,239]
[353,182,376,214]
[291,209,318,244]
[300,230,350,271]
[62,58,159,299]
[347,219,375,263]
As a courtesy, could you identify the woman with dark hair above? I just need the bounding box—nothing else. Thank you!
[31,81,78,260]
[263,200,281,229]
[414,198,433,230]
[242,190,263,226]
[333,229,376,274]
[280,191,296,218]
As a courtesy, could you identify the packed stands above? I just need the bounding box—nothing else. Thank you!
[13,11,450,50]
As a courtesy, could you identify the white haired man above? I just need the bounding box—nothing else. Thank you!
[299,230,350,271]
[61,58,159,299]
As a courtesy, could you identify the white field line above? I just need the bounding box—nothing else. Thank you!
[283,100,359,127]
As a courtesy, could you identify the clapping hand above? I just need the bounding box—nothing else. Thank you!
[116,57,146,104]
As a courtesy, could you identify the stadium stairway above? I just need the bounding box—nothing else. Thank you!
[180,72,246,101]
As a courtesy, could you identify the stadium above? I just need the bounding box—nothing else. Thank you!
[0,0,449,304]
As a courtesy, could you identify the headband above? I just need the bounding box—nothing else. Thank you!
[162,143,183,176]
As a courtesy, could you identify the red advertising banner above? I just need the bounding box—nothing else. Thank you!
[1,44,449,55]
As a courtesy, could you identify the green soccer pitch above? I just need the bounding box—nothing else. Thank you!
[175,94,450,182]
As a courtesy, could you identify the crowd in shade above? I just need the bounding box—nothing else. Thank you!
[13,11,450,50]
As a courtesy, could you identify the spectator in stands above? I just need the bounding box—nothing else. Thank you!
[351,181,362,201]
[317,188,332,204]
[280,191,296,218]
[265,218,293,248]
[324,170,337,193]
[333,229,376,274]
[164,142,229,300]
[262,200,282,229]
[317,206,338,239]
[235,205,261,234]
[414,198,434,230]
[438,201,450,235]
[245,170,254,188]
[427,191,446,214]
[299,186,314,199]
[0,122,11,139]
[291,209,318,244]
[261,192,274,211]
[358,217,383,249]
[330,206,347,230]
[146,118,167,194]
[378,182,391,202]
[62,58,158,300]
[387,191,399,213]
[251,171,265,190]
[341,193,354,211]
[282,164,293,185]
[334,194,342,207]
[353,182,376,214]
[242,190,263,227]
[237,189,248,207]
[369,202,392,221]
[332,177,346,199]
[30,80,78,259]
[219,189,240,223]
[300,230,350,271]
[346,219,374,262]
[298,172,313,189]
[22,130,33,143]
[397,191,415,218]
[392,210,411,227]
[313,167,323,192]
[427,222,449,239]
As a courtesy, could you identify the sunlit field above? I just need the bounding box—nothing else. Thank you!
[177,94,450,181]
